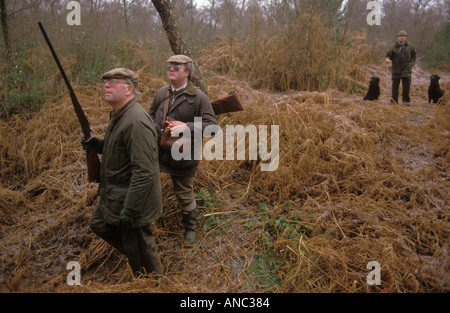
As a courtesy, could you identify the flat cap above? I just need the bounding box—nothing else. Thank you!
[166,54,193,64]
[101,68,139,88]
[398,30,407,36]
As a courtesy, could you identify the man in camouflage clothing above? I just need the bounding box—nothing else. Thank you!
[385,30,417,105]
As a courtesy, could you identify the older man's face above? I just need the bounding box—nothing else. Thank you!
[104,78,130,106]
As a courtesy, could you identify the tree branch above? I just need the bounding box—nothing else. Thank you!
[151,0,208,94]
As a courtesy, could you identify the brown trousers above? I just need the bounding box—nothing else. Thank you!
[171,175,196,212]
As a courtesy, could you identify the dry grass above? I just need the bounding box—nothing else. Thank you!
[0,47,449,293]
[203,63,449,292]
[199,29,386,93]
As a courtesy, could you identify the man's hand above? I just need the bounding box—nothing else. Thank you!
[81,136,101,151]
[385,58,392,64]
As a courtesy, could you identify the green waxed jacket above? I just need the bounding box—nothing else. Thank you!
[386,41,417,79]
[96,99,162,227]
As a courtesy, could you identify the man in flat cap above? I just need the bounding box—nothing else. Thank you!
[385,30,417,105]
[82,68,164,277]
[150,55,217,247]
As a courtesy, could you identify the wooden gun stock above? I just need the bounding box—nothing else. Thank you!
[38,22,100,183]
[211,91,244,115]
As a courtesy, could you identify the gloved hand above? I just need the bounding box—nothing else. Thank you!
[118,208,139,228]
[81,136,101,152]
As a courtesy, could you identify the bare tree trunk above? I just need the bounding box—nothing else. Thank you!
[151,0,207,94]
[0,0,12,63]
[122,0,130,37]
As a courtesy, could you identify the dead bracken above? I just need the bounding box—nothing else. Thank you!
[0,38,449,292]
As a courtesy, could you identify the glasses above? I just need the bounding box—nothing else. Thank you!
[103,78,128,86]
[166,64,183,72]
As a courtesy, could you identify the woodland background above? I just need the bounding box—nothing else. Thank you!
[0,0,449,116]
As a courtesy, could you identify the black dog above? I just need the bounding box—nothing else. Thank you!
[364,76,380,101]
[428,75,445,104]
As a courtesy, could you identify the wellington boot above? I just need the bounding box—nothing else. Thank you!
[182,210,197,247]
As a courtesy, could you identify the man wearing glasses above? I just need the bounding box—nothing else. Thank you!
[150,55,217,247]
[385,30,417,105]
[82,68,164,277]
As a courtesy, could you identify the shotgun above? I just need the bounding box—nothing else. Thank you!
[38,22,101,183]
[210,91,244,115]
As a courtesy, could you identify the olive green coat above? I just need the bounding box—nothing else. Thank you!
[96,99,162,227]
[386,41,417,79]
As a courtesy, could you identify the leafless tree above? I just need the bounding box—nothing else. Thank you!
[0,0,12,63]
[151,0,207,93]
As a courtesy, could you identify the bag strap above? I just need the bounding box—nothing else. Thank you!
[160,84,190,121]
[162,88,170,122]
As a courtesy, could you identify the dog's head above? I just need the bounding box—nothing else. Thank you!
[369,76,380,85]
[430,75,441,84]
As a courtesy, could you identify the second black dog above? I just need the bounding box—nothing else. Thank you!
[364,76,380,101]
[428,75,445,104]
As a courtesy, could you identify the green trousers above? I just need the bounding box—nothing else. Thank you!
[90,207,163,276]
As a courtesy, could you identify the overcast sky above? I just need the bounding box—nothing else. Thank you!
[193,0,209,8]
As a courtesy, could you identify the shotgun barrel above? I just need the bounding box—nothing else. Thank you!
[38,22,100,183]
